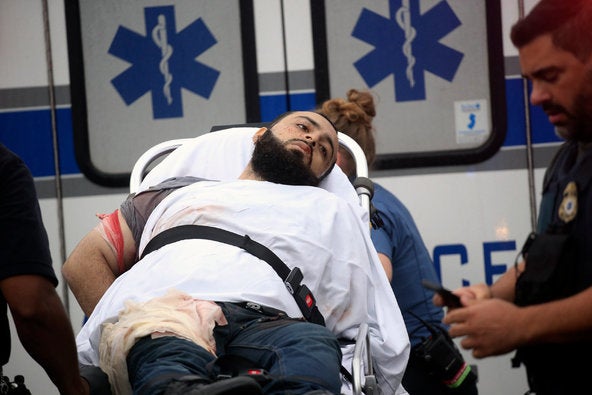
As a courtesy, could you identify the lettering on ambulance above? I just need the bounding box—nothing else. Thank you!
[483,241,516,284]
[433,241,516,286]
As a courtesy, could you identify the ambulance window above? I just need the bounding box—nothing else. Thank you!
[311,0,505,170]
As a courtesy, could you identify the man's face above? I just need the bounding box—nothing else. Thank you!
[251,111,338,186]
[519,34,592,141]
[251,129,322,186]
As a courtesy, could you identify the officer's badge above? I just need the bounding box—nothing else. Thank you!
[558,181,578,223]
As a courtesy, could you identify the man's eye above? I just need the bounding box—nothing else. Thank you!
[321,146,328,158]
[297,123,308,131]
[541,70,559,83]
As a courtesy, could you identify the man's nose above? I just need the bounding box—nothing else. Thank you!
[530,81,551,106]
[304,135,316,146]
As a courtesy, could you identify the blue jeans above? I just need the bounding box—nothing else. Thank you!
[126,302,342,395]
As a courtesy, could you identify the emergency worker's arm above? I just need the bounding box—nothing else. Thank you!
[489,261,524,300]
[517,285,592,344]
[443,284,592,358]
[62,210,136,316]
[377,253,393,281]
[441,260,592,358]
[0,275,89,394]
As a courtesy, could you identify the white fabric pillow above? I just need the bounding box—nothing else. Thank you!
[138,127,365,220]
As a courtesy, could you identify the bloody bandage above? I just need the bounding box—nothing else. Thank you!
[96,209,125,274]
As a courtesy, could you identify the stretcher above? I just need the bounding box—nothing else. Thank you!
[86,124,382,395]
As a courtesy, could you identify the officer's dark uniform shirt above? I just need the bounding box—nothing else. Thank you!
[537,140,592,292]
[516,140,592,394]
[0,143,57,365]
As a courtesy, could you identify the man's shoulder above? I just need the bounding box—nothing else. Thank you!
[0,145,32,187]
[0,143,19,165]
[373,183,409,212]
[542,141,578,189]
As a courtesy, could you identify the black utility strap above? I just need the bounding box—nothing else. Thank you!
[141,225,325,326]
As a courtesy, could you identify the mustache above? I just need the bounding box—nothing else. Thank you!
[542,102,567,114]
[286,138,314,150]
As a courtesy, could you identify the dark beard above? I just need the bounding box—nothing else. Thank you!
[556,67,592,142]
[570,70,592,142]
[250,129,321,186]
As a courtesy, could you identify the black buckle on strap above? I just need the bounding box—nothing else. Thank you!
[284,268,303,295]
[285,268,318,321]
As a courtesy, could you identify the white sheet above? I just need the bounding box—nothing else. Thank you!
[78,180,409,394]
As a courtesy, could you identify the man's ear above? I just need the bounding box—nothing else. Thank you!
[252,127,268,143]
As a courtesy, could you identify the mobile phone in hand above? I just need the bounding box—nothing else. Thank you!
[421,279,462,308]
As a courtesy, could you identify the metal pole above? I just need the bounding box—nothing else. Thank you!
[42,0,70,315]
[518,0,538,232]
[280,0,291,110]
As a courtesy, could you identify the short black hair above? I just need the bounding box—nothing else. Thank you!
[510,0,592,62]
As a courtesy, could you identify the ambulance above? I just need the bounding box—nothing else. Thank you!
[0,1,554,393]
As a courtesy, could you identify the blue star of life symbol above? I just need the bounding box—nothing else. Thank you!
[352,0,464,102]
[109,6,220,119]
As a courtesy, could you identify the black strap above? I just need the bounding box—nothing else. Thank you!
[141,225,325,326]
[340,365,354,385]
